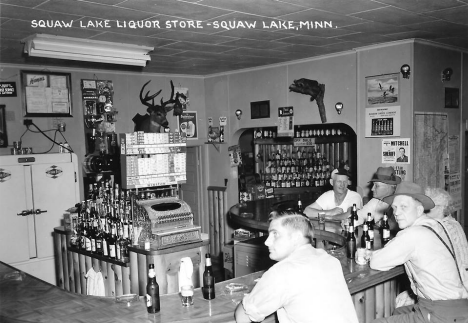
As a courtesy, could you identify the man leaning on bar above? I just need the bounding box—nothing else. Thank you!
[303,168,362,220]
[370,181,468,322]
[235,211,358,323]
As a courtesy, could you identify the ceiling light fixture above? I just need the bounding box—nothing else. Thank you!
[22,34,153,67]
[400,64,411,79]
[335,102,343,115]
[235,109,243,120]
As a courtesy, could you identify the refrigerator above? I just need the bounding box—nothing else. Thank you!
[0,153,80,285]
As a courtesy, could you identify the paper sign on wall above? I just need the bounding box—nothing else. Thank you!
[277,106,294,137]
[366,106,401,137]
[382,138,410,164]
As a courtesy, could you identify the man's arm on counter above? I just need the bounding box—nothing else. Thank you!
[235,302,253,323]
[304,202,343,219]
[370,228,416,271]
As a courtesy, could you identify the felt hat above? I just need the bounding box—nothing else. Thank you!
[369,167,401,185]
[382,182,435,210]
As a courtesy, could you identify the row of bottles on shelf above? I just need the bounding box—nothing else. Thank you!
[72,180,178,259]
[70,198,133,262]
[264,170,330,188]
[294,125,347,138]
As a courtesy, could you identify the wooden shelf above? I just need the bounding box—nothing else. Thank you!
[254,135,350,146]
[69,246,130,267]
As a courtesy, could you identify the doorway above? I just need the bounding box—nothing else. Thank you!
[180,146,204,230]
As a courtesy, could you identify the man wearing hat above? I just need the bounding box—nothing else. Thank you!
[370,182,468,322]
[328,166,400,225]
[304,168,362,219]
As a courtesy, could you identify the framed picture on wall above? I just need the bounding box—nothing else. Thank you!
[0,105,8,147]
[366,73,399,107]
[20,70,73,117]
[445,87,459,109]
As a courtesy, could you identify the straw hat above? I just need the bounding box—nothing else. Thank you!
[382,182,435,210]
[369,167,401,185]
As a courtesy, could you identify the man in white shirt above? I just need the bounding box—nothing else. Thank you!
[304,168,362,220]
[370,182,468,323]
[324,166,399,225]
[235,211,358,323]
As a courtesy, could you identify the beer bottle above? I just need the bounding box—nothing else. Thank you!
[362,224,372,250]
[297,196,304,215]
[351,204,359,236]
[146,264,160,313]
[202,253,216,300]
[346,225,356,259]
[366,213,374,244]
[381,213,390,246]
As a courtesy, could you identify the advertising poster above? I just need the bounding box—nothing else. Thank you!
[177,111,198,139]
[228,145,242,167]
[0,82,17,97]
[449,173,461,210]
[366,73,399,107]
[365,106,401,137]
[390,164,408,181]
[277,106,294,137]
[448,135,460,174]
[382,138,410,164]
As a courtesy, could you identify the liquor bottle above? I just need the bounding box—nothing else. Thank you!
[146,264,160,313]
[202,253,215,300]
[95,219,104,256]
[346,225,356,259]
[108,223,117,259]
[381,213,390,246]
[366,213,374,244]
[115,224,122,261]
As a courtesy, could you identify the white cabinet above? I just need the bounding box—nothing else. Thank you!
[0,153,80,284]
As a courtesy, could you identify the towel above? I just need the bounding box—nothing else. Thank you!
[178,257,193,291]
[85,267,106,296]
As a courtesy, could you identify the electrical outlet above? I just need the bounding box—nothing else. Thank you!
[23,119,33,126]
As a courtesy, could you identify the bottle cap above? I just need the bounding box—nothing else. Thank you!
[149,264,154,269]
[205,253,210,258]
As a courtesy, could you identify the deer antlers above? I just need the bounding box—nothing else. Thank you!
[139,80,182,115]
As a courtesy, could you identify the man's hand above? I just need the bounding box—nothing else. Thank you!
[325,207,344,217]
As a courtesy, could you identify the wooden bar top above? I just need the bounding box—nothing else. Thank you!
[0,261,275,323]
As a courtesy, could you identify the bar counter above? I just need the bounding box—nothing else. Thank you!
[0,260,273,323]
[229,198,406,322]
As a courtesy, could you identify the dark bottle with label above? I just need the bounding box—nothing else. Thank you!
[351,204,359,236]
[146,264,160,313]
[361,224,372,250]
[381,213,391,246]
[346,225,356,259]
[366,213,374,244]
[202,253,215,300]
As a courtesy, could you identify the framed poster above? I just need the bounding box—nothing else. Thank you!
[366,73,399,107]
[21,70,72,117]
[0,105,7,147]
[177,111,198,140]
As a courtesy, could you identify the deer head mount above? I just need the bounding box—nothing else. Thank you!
[132,80,185,133]
[289,78,327,123]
